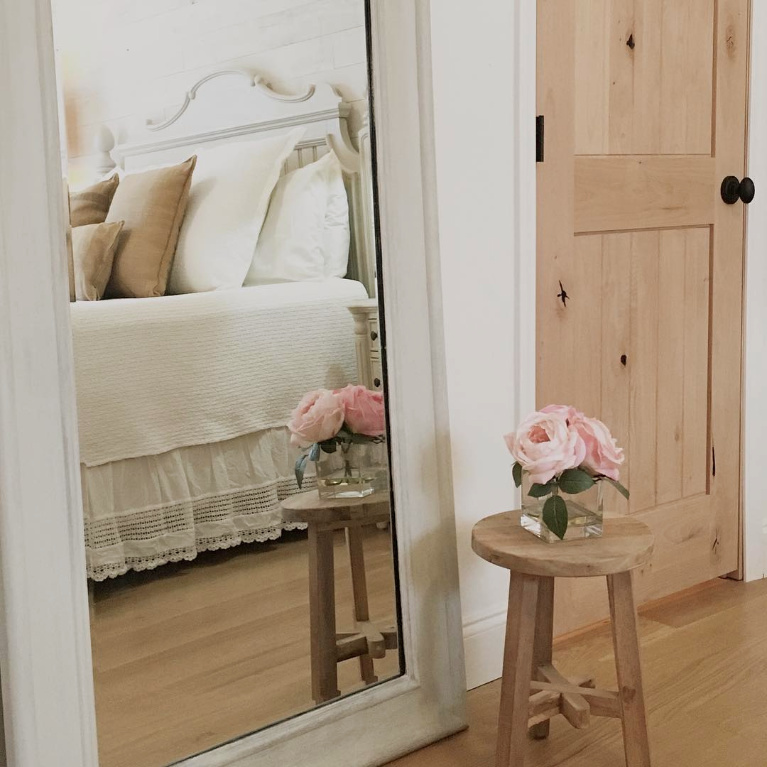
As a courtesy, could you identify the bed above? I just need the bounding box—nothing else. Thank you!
[75,71,378,580]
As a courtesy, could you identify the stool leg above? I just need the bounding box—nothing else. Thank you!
[346,526,378,685]
[607,571,652,767]
[497,573,539,767]
[308,526,339,703]
[530,576,555,740]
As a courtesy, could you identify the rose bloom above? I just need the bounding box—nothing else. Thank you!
[504,410,586,485]
[336,384,386,437]
[574,415,624,481]
[288,389,345,448]
[541,403,583,426]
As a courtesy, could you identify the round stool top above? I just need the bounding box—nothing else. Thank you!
[472,511,654,578]
[281,490,390,525]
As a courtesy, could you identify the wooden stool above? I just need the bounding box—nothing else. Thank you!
[472,511,655,767]
[281,490,398,703]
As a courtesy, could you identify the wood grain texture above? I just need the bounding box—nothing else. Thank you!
[90,529,399,767]
[574,0,715,155]
[538,0,748,636]
[575,156,715,233]
[387,578,767,767]
[607,571,652,766]
[309,527,341,702]
[496,574,539,767]
[530,578,555,739]
[472,512,654,578]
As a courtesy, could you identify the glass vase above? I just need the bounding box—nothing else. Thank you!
[314,441,389,500]
[520,472,604,542]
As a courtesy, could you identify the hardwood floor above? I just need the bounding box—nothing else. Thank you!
[90,527,399,767]
[388,578,767,767]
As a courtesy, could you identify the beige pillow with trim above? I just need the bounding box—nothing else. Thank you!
[105,156,197,298]
[72,221,125,301]
[70,175,119,227]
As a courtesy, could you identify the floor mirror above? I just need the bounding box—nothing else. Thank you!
[0,1,466,765]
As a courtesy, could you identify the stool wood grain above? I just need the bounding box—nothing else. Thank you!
[472,511,654,767]
[282,490,397,704]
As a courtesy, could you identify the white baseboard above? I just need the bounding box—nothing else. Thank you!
[462,607,507,689]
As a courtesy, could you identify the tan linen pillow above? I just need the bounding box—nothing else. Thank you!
[105,156,197,298]
[70,175,120,227]
[64,178,76,302]
[72,221,125,301]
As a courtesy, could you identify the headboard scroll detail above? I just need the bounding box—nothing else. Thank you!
[98,69,376,297]
[145,70,316,133]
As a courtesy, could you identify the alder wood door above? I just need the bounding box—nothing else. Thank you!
[537,0,751,633]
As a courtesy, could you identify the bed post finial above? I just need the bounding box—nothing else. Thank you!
[94,125,117,178]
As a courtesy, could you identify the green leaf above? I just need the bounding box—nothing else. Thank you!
[320,441,338,454]
[309,443,321,462]
[528,481,556,498]
[542,495,569,540]
[512,462,523,488]
[606,478,630,500]
[295,453,309,489]
[559,468,595,495]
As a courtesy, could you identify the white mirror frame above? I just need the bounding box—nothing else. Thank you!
[0,0,467,765]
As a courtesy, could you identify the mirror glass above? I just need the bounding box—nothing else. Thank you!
[51,1,401,764]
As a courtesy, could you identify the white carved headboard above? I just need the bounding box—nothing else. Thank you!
[96,70,377,297]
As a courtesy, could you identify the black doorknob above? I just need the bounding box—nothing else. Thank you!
[740,177,756,204]
[721,176,756,205]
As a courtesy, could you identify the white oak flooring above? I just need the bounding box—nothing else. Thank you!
[90,527,399,767]
[389,578,767,767]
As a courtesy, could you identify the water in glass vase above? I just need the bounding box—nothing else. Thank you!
[520,474,604,542]
[314,442,386,500]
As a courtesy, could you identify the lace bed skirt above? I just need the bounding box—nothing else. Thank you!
[82,428,312,581]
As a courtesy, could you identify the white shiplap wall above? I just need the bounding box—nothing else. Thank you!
[52,0,367,185]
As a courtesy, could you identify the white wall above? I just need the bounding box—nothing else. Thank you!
[52,0,367,185]
[430,2,535,689]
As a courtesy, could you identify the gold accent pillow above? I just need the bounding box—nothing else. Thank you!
[70,175,120,227]
[72,221,125,301]
[105,157,197,298]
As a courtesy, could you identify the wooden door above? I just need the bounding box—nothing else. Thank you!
[537,0,750,633]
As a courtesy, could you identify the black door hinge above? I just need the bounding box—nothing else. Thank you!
[536,115,545,163]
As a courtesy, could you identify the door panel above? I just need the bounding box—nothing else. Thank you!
[574,0,715,155]
[538,0,749,634]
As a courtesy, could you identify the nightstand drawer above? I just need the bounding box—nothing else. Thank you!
[371,357,384,391]
[368,319,381,353]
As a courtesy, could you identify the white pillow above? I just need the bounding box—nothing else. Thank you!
[244,151,350,285]
[168,127,305,293]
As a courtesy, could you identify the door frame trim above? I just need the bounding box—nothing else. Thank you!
[743,0,766,581]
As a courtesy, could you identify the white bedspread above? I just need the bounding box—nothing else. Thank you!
[72,279,368,467]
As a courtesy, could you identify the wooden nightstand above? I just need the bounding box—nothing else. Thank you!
[348,299,383,392]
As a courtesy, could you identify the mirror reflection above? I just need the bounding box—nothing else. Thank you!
[52,1,401,764]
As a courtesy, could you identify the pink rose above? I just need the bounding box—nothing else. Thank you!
[574,416,624,481]
[504,410,586,485]
[541,404,584,426]
[288,389,345,448]
[335,384,386,437]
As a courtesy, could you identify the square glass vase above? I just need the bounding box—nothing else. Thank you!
[520,474,604,542]
[314,442,389,501]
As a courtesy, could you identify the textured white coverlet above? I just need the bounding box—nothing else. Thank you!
[72,279,368,466]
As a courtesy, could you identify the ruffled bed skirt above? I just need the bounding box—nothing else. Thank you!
[82,428,313,581]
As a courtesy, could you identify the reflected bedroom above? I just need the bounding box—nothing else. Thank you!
[51,1,401,765]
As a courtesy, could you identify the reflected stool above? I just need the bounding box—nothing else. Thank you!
[281,490,398,703]
[472,511,654,767]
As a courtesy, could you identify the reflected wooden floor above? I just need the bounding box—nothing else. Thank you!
[389,578,767,767]
[90,527,399,767]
